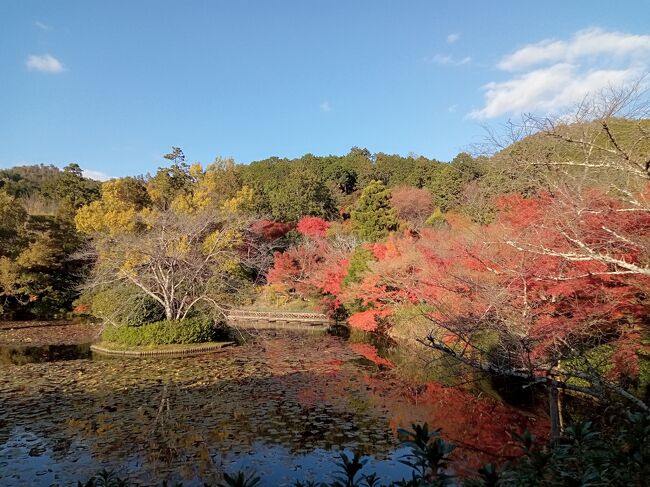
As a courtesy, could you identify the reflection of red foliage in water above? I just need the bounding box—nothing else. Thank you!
[268,335,549,475]
[344,341,549,469]
[348,309,391,332]
[295,354,346,408]
[419,382,547,456]
[349,342,394,368]
[296,387,325,408]
[380,378,550,471]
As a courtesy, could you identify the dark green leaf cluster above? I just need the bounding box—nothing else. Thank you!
[0,205,92,319]
[0,163,101,214]
[342,247,375,287]
[351,181,399,242]
[81,284,166,327]
[497,411,650,486]
[236,148,445,220]
[101,318,223,346]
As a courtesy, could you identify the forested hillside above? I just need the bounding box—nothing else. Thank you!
[0,164,100,318]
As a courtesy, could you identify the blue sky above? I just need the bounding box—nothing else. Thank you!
[1,1,649,180]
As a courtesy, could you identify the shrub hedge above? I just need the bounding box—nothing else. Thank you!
[102,318,220,346]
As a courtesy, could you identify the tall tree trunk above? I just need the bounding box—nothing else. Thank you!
[548,380,561,445]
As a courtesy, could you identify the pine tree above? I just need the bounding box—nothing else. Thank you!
[351,180,398,242]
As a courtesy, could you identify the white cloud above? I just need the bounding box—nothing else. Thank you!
[447,33,461,44]
[34,21,53,31]
[471,28,650,119]
[427,54,471,66]
[82,169,110,181]
[430,54,452,65]
[498,28,650,71]
[26,54,65,73]
[320,101,332,112]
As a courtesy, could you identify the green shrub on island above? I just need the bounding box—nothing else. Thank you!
[102,318,220,346]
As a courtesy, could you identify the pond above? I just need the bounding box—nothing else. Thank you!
[0,343,92,365]
[0,325,549,486]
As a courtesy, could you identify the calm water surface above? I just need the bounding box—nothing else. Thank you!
[0,332,547,486]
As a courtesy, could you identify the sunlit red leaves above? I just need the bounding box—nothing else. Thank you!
[369,242,387,260]
[266,248,320,297]
[494,193,552,228]
[267,252,301,286]
[268,187,648,381]
[413,191,647,378]
[267,238,347,299]
[348,309,392,332]
[319,258,349,295]
[73,303,91,314]
[474,192,648,372]
[296,216,331,238]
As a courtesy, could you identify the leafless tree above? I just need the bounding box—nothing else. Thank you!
[84,209,252,321]
[391,185,435,232]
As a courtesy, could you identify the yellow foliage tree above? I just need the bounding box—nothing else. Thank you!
[76,168,251,322]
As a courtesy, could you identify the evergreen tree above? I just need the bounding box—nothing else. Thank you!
[351,180,398,242]
[268,168,336,222]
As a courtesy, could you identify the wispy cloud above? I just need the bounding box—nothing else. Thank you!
[34,21,53,31]
[448,104,458,113]
[320,101,332,112]
[82,169,110,181]
[498,28,650,71]
[426,54,471,66]
[471,28,650,119]
[26,54,65,73]
[447,33,461,44]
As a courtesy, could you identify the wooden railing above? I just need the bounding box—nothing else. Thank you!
[225,309,331,329]
[227,309,328,321]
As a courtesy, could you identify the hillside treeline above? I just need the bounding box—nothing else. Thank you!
[0,146,492,319]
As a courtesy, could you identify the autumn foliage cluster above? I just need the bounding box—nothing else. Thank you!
[2,100,649,411]
[268,185,650,395]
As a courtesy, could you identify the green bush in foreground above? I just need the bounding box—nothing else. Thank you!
[101,318,220,346]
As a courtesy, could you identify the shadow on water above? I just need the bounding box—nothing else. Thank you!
[346,329,546,412]
[0,362,408,486]
[0,333,548,486]
[0,343,92,365]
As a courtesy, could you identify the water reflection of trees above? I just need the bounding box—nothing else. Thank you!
[0,343,91,366]
[1,336,548,485]
[1,352,395,485]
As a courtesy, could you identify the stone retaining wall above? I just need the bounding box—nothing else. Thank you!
[90,342,234,357]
